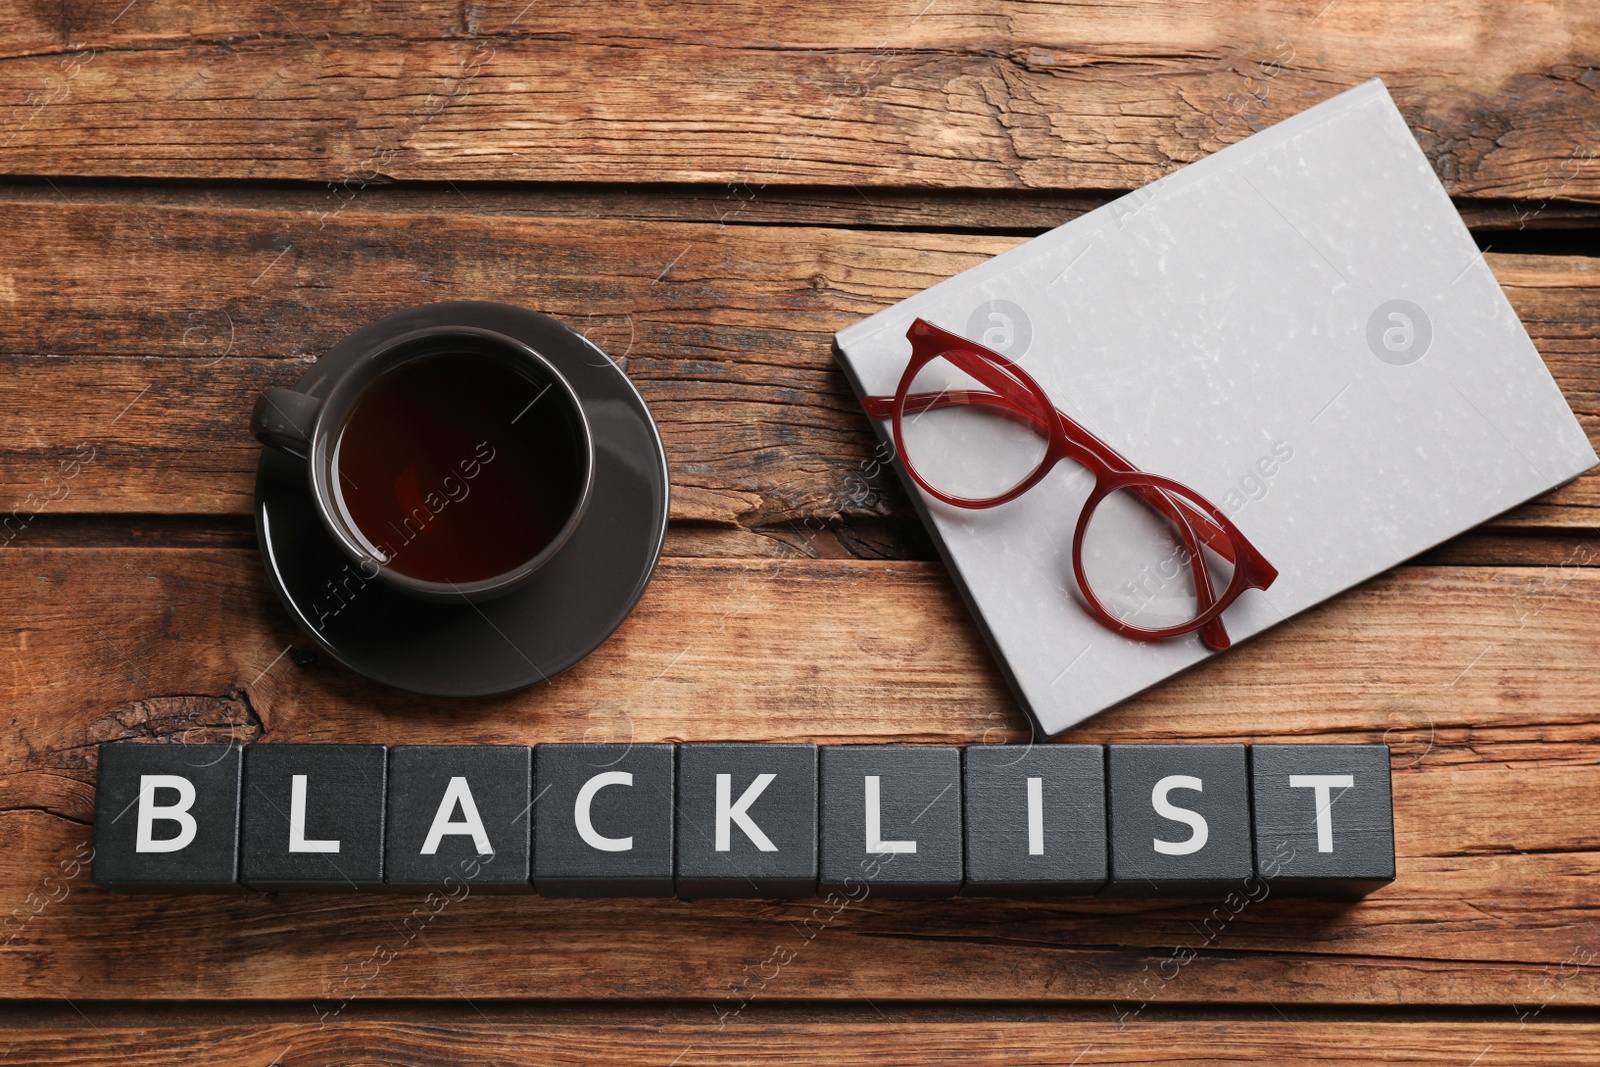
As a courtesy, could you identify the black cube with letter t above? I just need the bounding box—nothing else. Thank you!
[1103,744,1253,897]
[92,742,244,893]
[676,742,818,898]
[533,743,675,897]
[1249,743,1395,897]
[385,746,533,893]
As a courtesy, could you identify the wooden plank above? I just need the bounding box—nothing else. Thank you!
[0,1018,1596,1066]
[3,548,1600,1002]
[1,515,1591,569]
[0,178,1113,234]
[0,200,1595,529]
[3,514,1595,570]
[11,550,1600,755]
[4,179,1597,235]
[1415,529,1600,569]
[1,2,1597,201]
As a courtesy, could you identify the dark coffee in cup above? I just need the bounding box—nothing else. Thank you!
[252,327,594,603]
[334,348,586,584]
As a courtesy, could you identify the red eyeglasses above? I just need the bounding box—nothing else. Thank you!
[862,318,1278,650]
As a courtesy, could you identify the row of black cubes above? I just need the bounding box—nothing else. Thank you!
[92,742,1395,898]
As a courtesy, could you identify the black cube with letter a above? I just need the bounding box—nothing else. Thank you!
[385,745,533,893]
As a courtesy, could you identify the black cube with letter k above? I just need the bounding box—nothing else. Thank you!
[675,742,818,898]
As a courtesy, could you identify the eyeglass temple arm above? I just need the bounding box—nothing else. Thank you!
[1162,488,1232,651]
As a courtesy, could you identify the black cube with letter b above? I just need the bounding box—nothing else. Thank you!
[91,743,244,893]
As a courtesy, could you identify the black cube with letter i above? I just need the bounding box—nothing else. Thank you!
[962,744,1108,896]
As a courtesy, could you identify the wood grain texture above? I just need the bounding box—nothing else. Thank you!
[5,179,1598,235]
[0,1018,1597,1066]
[3,548,1600,1003]
[0,199,1596,531]
[1,2,1598,201]
[4,2,1599,1046]
[7,515,1595,567]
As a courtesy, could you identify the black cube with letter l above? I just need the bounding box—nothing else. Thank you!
[241,744,388,891]
[1249,743,1395,897]
[1103,744,1253,897]
[818,745,963,898]
[92,742,244,893]
[675,743,818,898]
[385,745,533,893]
[533,743,675,897]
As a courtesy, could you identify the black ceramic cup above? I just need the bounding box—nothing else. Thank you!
[251,326,594,604]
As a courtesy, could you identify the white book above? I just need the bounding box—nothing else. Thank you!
[833,80,1595,737]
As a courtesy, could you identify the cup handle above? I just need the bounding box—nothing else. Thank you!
[251,388,323,461]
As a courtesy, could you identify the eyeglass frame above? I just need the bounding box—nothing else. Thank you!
[861,317,1278,651]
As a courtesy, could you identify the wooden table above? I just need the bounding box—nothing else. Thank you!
[3,2,1598,1063]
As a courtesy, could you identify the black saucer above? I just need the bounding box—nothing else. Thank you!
[255,301,669,697]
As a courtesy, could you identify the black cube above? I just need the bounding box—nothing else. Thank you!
[962,744,1107,896]
[385,745,533,893]
[819,746,963,899]
[533,743,675,897]
[1249,743,1395,897]
[1104,744,1253,897]
[676,743,818,898]
[241,744,387,891]
[92,743,244,893]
